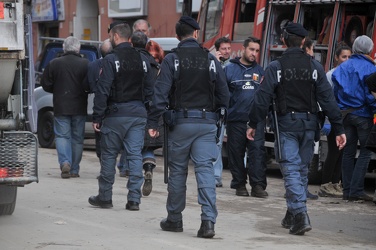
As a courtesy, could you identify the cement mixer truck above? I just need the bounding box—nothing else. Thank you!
[0,0,38,215]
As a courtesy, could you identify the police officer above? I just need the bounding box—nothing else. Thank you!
[148,16,229,238]
[88,21,154,210]
[246,22,346,235]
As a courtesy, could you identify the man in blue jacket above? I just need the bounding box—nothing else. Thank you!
[332,35,376,202]
[225,37,268,198]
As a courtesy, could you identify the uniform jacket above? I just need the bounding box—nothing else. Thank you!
[41,51,89,116]
[248,47,344,135]
[147,38,229,129]
[225,57,265,122]
[92,42,154,123]
[332,54,376,118]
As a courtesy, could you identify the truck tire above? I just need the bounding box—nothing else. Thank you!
[37,111,55,148]
[308,154,322,185]
[0,186,17,216]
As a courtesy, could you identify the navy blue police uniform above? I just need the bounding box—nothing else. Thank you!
[92,40,154,207]
[147,16,229,237]
[247,23,344,235]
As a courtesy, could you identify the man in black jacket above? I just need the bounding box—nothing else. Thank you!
[41,36,89,179]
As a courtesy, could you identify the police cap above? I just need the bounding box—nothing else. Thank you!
[285,22,308,38]
[178,16,200,30]
[108,21,127,33]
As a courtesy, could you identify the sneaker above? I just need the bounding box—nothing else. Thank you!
[70,173,80,178]
[332,182,343,197]
[142,170,153,196]
[318,182,341,198]
[61,163,71,179]
[251,185,268,198]
[216,182,223,188]
[236,186,249,196]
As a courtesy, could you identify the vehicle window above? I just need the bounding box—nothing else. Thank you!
[299,3,335,67]
[233,0,256,41]
[204,0,224,41]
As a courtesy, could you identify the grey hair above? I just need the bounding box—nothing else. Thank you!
[63,36,81,53]
[133,19,151,31]
[352,35,374,55]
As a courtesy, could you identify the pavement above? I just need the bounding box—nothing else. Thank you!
[0,147,375,250]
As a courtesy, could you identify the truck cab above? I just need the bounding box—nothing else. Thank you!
[194,0,376,183]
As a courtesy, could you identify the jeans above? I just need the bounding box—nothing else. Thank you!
[227,121,267,189]
[279,130,315,216]
[166,122,218,223]
[54,115,86,174]
[117,146,156,173]
[213,125,225,185]
[341,114,373,198]
[98,116,146,203]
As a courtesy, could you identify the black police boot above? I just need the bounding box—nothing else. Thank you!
[142,163,155,196]
[125,201,139,211]
[160,218,183,232]
[197,220,215,238]
[88,195,113,208]
[289,212,312,235]
[281,210,294,229]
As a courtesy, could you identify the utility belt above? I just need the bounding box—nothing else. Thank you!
[279,111,316,121]
[164,109,217,128]
[106,101,144,114]
[176,109,217,120]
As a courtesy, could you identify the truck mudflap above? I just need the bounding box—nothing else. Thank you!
[0,131,38,186]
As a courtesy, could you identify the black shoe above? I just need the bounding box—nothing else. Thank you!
[289,212,312,235]
[349,194,373,202]
[160,218,183,232]
[125,201,139,211]
[88,195,113,208]
[216,183,223,188]
[236,186,249,196]
[197,220,215,238]
[251,185,268,198]
[281,210,294,229]
[307,191,319,200]
[142,171,153,196]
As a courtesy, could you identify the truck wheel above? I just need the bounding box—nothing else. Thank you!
[0,186,17,216]
[37,111,55,148]
[308,155,322,184]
